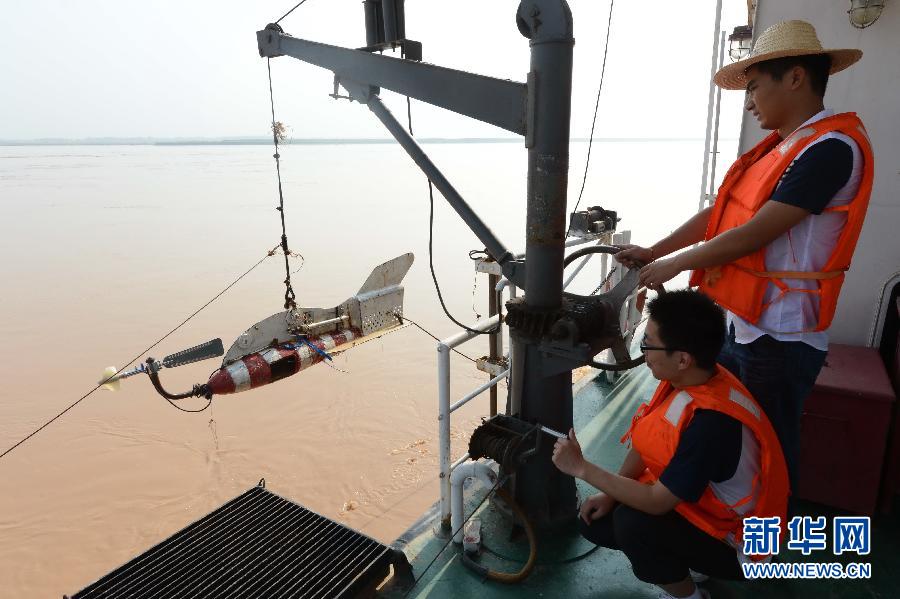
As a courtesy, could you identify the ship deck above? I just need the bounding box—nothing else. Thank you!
[387,366,898,599]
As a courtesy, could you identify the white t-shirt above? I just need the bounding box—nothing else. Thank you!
[728,109,863,351]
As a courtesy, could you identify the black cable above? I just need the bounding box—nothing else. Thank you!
[481,539,600,566]
[572,0,615,214]
[401,45,415,137]
[275,0,312,24]
[163,396,213,413]
[406,97,414,136]
[0,250,274,461]
[427,182,502,335]
[402,91,501,336]
[397,70,501,337]
[2,0,318,460]
[393,311,478,364]
[403,475,509,597]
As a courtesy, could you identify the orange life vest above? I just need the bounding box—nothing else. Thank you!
[621,366,789,557]
[689,112,874,331]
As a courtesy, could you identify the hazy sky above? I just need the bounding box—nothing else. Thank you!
[1,0,749,140]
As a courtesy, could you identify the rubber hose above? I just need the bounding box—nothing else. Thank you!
[147,359,210,400]
[460,487,537,584]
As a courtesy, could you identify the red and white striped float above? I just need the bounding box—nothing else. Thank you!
[206,328,361,395]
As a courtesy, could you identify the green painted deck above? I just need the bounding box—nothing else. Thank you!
[385,366,898,599]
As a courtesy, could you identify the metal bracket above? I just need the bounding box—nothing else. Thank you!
[476,356,510,377]
[474,260,503,276]
[334,75,379,104]
[329,75,353,101]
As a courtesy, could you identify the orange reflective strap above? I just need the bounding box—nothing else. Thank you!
[733,263,847,281]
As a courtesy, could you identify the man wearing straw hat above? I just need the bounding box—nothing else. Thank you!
[616,19,874,490]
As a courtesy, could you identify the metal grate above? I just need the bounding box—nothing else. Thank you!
[69,483,409,599]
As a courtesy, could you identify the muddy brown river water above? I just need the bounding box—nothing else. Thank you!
[0,140,716,596]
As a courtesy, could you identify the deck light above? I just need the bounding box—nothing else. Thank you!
[728,25,753,61]
[849,0,886,28]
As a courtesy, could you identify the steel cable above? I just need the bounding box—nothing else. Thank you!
[0,249,275,461]
[572,0,616,214]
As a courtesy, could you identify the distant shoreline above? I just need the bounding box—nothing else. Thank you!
[0,136,730,147]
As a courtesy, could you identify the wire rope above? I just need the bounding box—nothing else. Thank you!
[0,249,276,461]
[572,0,616,214]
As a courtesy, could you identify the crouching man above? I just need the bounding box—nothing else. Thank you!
[552,290,788,599]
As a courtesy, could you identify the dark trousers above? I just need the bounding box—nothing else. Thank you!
[716,325,827,490]
[580,504,743,585]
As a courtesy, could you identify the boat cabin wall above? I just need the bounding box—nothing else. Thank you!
[739,0,900,347]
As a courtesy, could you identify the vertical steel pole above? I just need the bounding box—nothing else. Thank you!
[437,343,452,527]
[708,30,727,203]
[511,0,576,528]
[521,9,573,308]
[488,273,500,416]
[697,0,724,212]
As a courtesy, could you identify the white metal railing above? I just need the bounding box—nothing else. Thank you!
[437,314,504,523]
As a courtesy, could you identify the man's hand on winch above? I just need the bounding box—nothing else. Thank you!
[613,244,654,269]
[639,256,682,290]
[615,245,682,290]
[552,429,587,479]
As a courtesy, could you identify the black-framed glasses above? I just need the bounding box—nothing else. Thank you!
[639,334,681,353]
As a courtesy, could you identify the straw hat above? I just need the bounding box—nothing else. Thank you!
[714,20,862,90]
